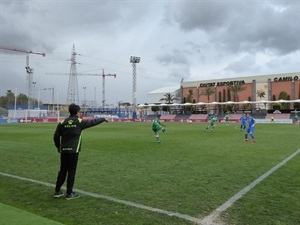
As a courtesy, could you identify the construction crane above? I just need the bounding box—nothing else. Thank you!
[46,68,116,108]
[101,69,116,108]
[0,46,46,109]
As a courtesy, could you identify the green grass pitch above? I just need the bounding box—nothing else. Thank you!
[0,122,299,225]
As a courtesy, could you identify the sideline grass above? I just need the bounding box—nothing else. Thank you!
[0,203,64,225]
[0,122,299,225]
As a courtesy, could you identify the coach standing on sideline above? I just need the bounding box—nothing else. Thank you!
[53,103,108,200]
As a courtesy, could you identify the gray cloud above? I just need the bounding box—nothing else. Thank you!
[168,1,300,55]
[223,54,260,74]
[156,49,190,66]
[0,0,299,105]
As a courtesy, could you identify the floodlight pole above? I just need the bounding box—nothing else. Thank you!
[130,56,140,107]
[42,86,55,114]
[25,65,34,109]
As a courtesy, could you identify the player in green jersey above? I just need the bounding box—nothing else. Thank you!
[295,114,299,125]
[152,114,166,143]
[224,113,230,125]
[204,114,218,132]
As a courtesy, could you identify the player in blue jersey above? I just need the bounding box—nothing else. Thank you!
[244,114,256,143]
[239,113,247,131]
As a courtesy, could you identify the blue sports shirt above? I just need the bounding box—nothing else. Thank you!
[247,117,256,127]
[240,116,247,125]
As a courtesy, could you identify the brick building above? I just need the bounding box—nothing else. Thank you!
[180,72,300,112]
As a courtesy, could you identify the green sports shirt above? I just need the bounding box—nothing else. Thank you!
[225,115,230,121]
[210,115,217,125]
[152,117,165,131]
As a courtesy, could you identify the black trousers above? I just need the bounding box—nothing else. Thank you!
[55,153,79,195]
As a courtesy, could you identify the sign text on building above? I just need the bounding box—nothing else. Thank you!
[199,80,245,87]
[274,76,298,82]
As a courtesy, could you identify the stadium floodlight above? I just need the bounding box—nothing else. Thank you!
[130,56,141,107]
[130,56,140,63]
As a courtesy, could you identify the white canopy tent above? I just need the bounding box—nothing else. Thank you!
[137,99,300,107]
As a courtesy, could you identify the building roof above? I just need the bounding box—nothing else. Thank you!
[148,86,180,94]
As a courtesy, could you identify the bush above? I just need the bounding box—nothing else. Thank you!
[272,103,281,110]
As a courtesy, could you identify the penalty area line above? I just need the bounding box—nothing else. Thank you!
[0,172,202,224]
[200,148,300,225]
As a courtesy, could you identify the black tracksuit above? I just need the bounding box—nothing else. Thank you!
[53,115,106,195]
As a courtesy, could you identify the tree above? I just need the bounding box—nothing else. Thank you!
[159,93,178,104]
[159,93,179,113]
[200,87,215,103]
[0,90,33,109]
[183,89,195,112]
[227,88,231,101]
[151,105,159,113]
[279,91,289,109]
[228,84,246,102]
[185,89,194,103]
[17,93,28,105]
[0,90,16,109]
[294,83,300,110]
[228,84,246,110]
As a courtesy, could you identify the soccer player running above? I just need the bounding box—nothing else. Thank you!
[204,114,217,132]
[152,114,166,143]
[240,113,247,131]
[244,113,256,143]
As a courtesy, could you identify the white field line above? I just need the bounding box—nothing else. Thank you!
[200,148,300,225]
[1,148,299,225]
[0,172,202,224]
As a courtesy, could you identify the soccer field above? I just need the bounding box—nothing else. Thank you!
[0,122,299,225]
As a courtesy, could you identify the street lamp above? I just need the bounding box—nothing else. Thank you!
[42,86,55,114]
[117,101,122,118]
[130,56,140,107]
[32,81,36,106]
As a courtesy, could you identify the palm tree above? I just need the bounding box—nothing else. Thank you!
[228,84,246,110]
[159,93,178,104]
[185,89,194,103]
[183,89,195,113]
[228,84,246,102]
[200,87,215,103]
[160,93,179,113]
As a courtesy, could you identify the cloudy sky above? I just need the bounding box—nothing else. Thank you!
[0,0,299,106]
